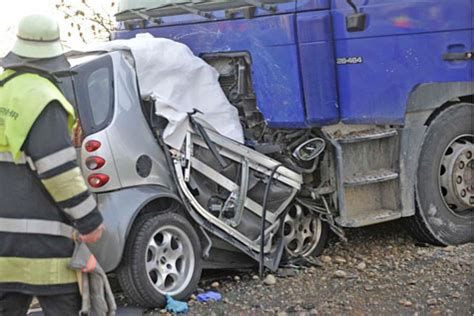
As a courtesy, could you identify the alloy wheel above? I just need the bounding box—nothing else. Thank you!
[145,225,195,296]
[283,204,323,257]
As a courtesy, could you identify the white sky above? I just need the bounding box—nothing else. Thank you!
[1,0,58,56]
[0,0,113,57]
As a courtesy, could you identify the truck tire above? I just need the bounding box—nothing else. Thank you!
[117,212,202,308]
[407,103,474,246]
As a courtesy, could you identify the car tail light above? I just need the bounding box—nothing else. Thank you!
[85,156,106,170]
[88,174,109,188]
[85,140,101,152]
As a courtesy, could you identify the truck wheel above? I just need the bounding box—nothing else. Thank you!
[117,212,202,308]
[283,204,329,259]
[407,103,474,246]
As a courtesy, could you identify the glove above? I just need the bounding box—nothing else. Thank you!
[165,295,189,314]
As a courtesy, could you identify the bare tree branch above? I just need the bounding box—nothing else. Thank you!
[56,0,116,43]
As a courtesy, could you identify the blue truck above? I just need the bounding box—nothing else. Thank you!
[67,0,473,307]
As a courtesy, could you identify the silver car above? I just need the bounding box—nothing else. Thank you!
[61,50,327,307]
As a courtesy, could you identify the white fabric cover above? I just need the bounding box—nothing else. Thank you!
[90,34,244,148]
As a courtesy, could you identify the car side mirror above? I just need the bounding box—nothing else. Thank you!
[292,138,326,162]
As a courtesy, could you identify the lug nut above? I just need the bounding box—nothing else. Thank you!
[467,151,472,159]
[459,161,465,169]
[460,190,466,198]
[456,176,463,184]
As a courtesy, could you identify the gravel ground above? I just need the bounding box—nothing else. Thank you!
[142,220,473,316]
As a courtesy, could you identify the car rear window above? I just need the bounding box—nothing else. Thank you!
[72,54,114,136]
[87,68,112,126]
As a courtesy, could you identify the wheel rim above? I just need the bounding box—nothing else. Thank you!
[438,134,474,215]
[283,204,323,257]
[145,225,195,296]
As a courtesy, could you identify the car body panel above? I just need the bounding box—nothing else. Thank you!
[88,185,180,272]
[75,52,175,192]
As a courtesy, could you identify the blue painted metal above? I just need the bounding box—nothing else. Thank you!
[331,0,473,124]
[116,14,309,128]
[297,11,339,125]
[296,0,330,11]
[116,0,473,127]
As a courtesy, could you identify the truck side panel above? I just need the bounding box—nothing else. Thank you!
[297,0,330,11]
[297,11,339,125]
[331,0,473,124]
[116,14,310,128]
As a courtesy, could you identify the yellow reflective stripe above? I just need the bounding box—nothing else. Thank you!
[41,167,88,202]
[0,257,77,285]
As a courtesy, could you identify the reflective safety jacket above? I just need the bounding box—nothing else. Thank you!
[0,69,103,295]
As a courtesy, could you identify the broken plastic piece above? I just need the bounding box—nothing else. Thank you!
[165,295,189,314]
[196,291,222,303]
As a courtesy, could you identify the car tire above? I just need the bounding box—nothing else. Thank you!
[407,103,474,246]
[117,212,202,308]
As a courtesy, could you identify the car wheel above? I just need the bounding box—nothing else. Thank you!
[282,203,329,259]
[407,103,474,245]
[117,212,202,308]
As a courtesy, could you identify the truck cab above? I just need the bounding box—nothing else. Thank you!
[114,0,473,240]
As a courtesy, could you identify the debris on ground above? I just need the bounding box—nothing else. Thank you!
[334,256,347,264]
[196,291,222,303]
[263,274,277,286]
[165,295,188,314]
[134,221,473,315]
[321,255,332,264]
[399,298,413,307]
[276,268,299,278]
[356,261,367,271]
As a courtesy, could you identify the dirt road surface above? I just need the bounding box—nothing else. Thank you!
[141,221,473,316]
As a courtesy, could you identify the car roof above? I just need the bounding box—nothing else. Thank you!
[66,50,112,68]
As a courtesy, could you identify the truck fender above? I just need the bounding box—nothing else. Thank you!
[399,82,474,217]
[405,82,473,113]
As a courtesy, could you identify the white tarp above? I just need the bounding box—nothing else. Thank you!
[89,34,244,149]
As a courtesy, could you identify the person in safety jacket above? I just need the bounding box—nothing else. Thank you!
[0,13,105,315]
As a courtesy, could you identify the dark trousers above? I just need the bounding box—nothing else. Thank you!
[0,292,81,316]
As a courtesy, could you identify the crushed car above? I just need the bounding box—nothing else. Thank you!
[61,37,329,307]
